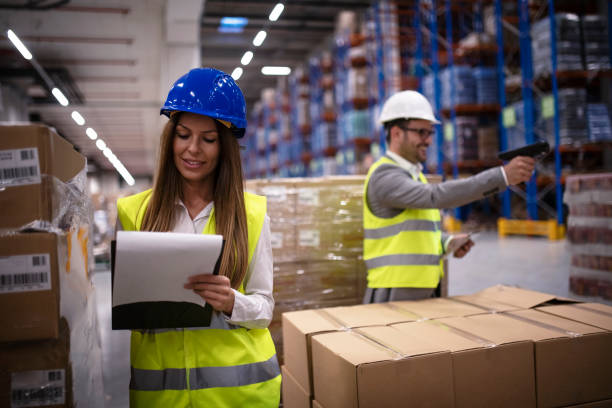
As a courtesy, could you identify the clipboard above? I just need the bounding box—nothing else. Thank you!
[111,238,225,330]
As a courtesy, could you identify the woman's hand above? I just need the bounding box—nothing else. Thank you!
[184,274,235,315]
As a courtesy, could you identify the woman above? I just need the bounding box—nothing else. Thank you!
[116,67,281,407]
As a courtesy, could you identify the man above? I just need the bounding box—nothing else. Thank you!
[363,90,535,303]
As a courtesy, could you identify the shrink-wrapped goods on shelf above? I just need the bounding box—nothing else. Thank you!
[536,88,588,146]
[473,67,498,105]
[581,15,611,70]
[477,125,499,161]
[441,66,476,108]
[531,13,583,76]
[444,116,479,162]
[565,173,612,301]
[587,104,612,142]
[347,67,369,101]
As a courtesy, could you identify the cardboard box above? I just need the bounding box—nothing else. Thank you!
[453,284,577,312]
[282,303,416,394]
[0,125,85,230]
[564,400,612,407]
[0,233,60,342]
[311,326,455,408]
[537,303,612,331]
[282,366,311,408]
[391,319,535,408]
[390,296,490,319]
[438,310,612,407]
[282,310,343,395]
[0,318,72,407]
[512,308,612,407]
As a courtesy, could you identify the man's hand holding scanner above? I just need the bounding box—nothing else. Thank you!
[185,274,235,315]
[499,141,549,185]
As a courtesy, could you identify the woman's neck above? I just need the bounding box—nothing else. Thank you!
[180,179,214,220]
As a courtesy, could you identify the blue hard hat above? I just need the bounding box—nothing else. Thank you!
[161,67,247,138]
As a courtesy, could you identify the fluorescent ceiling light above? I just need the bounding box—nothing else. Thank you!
[253,30,267,47]
[219,16,248,33]
[269,3,284,21]
[71,111,85,126]
[51,88,69,106]
[241,51,253,66]
[102,147,113,159]
[86,127,97,140]
[113,160,135,186]
[261,66,291,76]
[7,29,32,60]
[231,67,243,80]
[95,139,106,150]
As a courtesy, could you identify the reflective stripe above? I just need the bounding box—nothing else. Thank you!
[190,354,280,390]
[364,219,441,239]
[365,254,441,269]
[130,367,186,391]
[130,355,280,391]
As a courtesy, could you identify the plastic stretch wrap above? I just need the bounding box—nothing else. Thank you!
[246,176,368,363]
[564,173,612,301]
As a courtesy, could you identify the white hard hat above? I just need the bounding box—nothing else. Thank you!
[378,90,440,125]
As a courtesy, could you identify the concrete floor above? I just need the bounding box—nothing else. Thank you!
[92,231,610,407]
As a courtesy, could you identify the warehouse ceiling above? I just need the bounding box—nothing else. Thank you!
[0,0,372,178]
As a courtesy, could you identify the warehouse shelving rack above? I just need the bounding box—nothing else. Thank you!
[496,0,611,239]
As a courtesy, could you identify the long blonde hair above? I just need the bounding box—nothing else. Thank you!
[141,115,249,289]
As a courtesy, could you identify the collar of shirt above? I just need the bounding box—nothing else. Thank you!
[386,151,423,180]
[174,199,214,233]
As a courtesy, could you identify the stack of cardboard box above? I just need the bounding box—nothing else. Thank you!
[246,176,368,362]
[0,125,104,408]
[282,285,612,408]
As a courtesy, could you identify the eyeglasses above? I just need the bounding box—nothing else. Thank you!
[398,127,435,139]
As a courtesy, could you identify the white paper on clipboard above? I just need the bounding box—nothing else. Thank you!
[112,231,223,307]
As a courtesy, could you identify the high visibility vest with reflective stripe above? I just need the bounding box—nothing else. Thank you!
[363,157,443,288]
[117,189,281,408]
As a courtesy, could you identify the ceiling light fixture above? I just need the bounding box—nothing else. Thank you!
[261,66,291,76]
[231,67,243,80]
[253,30,267,47]
[7,29,32,60]
[86,127,98,140]
[71,111,85,126]
[51,88,69,106]
[95,139,106,151]
[269,3,284,21]
[241,51,253,66]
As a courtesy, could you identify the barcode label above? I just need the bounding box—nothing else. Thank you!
[11,369,65,407]
[0,254,51,293]
[298,188,319,206]
[0,148,40,186]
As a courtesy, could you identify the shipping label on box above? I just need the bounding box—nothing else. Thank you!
[0,147,41,186]
[0,233,60,342]
[11,369,66,407]
[0,253,51,293]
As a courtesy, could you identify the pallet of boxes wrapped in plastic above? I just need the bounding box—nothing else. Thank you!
[281,284,612,408]
[0,125,104,408]
[564,173,612,302]
[246,176,368,363]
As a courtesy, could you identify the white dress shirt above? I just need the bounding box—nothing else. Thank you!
[172,200,274,329]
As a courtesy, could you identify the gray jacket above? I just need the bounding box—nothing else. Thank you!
[366,155,507,219]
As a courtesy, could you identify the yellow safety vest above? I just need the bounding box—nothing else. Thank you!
[363,156,443,288]
[117,189,281,408]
